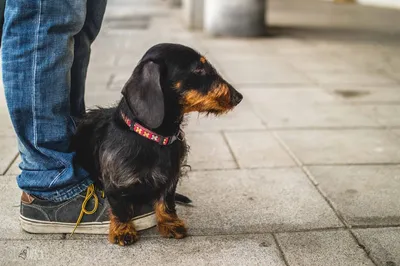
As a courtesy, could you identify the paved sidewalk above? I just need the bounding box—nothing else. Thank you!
[1,0,400,265]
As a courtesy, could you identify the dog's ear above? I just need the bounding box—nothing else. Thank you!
[122,61,164,129]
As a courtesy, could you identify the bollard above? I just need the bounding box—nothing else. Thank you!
[204,0,266,37]
[167,0,182,8]
[182,0,204,30]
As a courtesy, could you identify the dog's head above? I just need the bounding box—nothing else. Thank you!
[121,43,243,129]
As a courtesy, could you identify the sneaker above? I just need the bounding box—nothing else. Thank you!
[19,184,156,234]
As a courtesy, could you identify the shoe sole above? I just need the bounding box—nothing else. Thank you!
[20,212,156,234]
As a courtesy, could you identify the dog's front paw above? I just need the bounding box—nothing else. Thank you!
[110,230,139,246]
[158,218,187,239]
[109,214,139,246]
[155,201,187,239]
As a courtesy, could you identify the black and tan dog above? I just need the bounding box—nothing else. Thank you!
[73,43,243,245]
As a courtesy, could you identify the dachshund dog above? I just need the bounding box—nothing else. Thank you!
[73,43,243,246]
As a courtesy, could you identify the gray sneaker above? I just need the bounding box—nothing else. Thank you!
[19,184,156,234]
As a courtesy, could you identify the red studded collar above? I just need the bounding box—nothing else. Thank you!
[120,112,184,145]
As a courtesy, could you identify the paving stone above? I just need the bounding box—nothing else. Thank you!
[86,71,114,86]
[240,86,400,107]
[0,136,18,175]
[212,38,312,55]
[387,70,400,83]
[113,47,153,67]
[85,66,132,87]
[305,70,397,85]
[86,53,116,68]
[307,41,367,55]
[0,110,16,137]
[336,50,399,75]
[199,38,280,55]
[185,133,237,170]
[85,91,121,108]
[6,155,21,176]
[360,105,400,127]
[0,89,17,138]
[224,67,314,85]
[274,45,329,56]
[104,0,168,16]
[326,86,400,104]
[308,165,400,226]
[353,228,400,266]
[108,73,137,91]
[0,176,63,240]
[241,88,339,105]
[276,230,374,266]
[91,36,134,51]
[287,54,359,71]
[391,129,400,138]
[176,168,342,235]
[211,53,286,62]
[217,59,295,73]
[224,131,296,168]
[185,101,265,132]
[277,129,400,164]
[0,234,286,266]
[254,104,379,129]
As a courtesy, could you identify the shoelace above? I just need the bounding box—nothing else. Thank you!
[71,184,104,235]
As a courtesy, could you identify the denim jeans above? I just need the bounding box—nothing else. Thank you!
[1,0,107,202]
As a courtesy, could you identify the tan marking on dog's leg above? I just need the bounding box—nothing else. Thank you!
[108,212,138,246]
[155,201,187,239]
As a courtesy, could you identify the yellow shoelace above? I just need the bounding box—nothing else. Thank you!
[71,184,103,235]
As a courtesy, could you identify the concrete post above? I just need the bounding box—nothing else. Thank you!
[204,0,266,37]
[182,0,204,30]
[168,0,182,7]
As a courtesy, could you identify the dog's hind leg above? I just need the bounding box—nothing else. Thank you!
[107,194,139,246]
[156,185,187,239]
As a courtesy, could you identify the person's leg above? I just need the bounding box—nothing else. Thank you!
[2,0,157,234]
[2,0,91,202]
[70,0,107,118]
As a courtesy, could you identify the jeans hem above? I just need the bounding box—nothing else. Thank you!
[24,178,93,202]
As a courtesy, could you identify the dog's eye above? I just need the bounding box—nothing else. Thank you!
[193,68,206,75]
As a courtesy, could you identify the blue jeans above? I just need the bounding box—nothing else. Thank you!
[1,0,107,202]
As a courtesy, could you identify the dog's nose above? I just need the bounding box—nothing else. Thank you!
[232,91,243,106]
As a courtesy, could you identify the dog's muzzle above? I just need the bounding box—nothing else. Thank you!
[229,86,243,106]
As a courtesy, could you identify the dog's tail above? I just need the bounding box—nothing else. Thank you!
[175,193,192,205]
